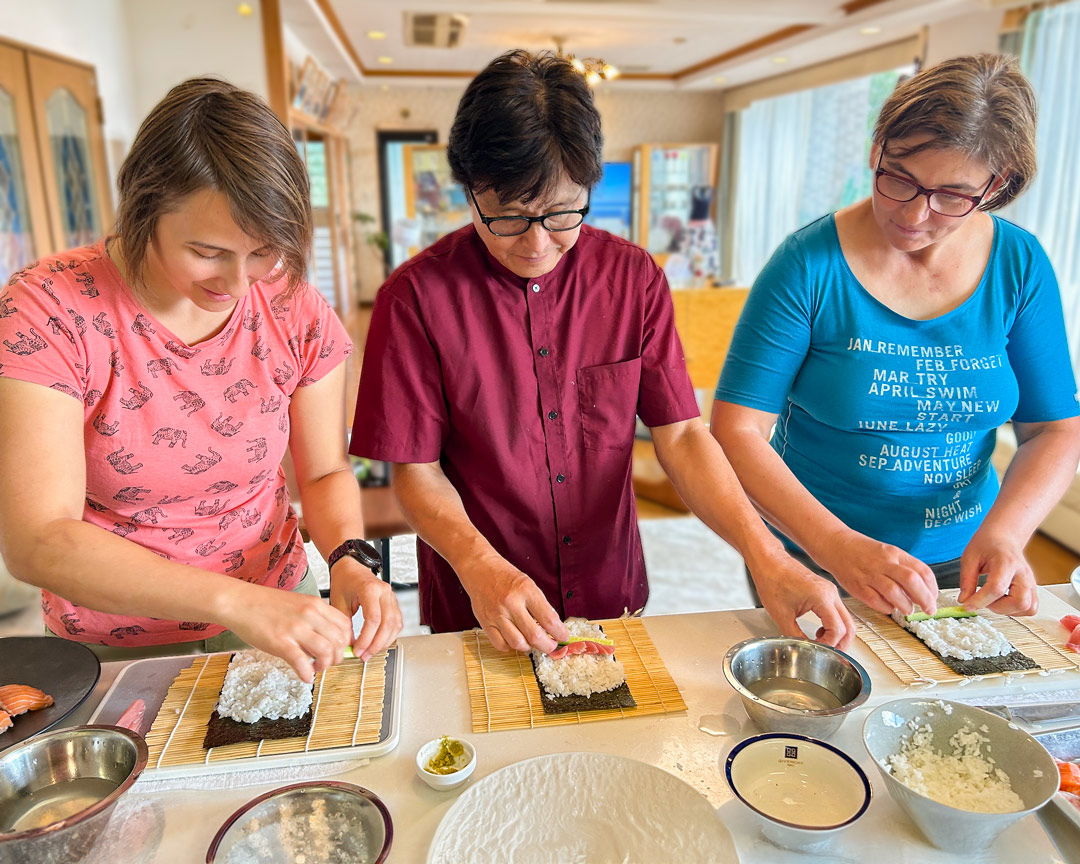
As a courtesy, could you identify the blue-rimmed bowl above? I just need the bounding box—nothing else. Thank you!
[725,733,872,852]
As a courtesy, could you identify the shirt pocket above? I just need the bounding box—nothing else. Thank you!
[577,357,642,451]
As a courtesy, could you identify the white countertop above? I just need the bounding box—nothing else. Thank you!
[67,585,1080,863]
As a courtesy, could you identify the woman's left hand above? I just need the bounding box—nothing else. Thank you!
[957,528,1038,616]
[329,557,404,660]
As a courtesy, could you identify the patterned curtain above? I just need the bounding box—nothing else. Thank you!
[1006,0,1080,383]
[730,69,905,286]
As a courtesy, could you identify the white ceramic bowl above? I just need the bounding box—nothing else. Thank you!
[724,733,871,852]
[1070,563,1080,599]
[863,698,1059,853]
[416,737,476,791]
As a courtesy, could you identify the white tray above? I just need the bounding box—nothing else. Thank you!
[89,645,402,780]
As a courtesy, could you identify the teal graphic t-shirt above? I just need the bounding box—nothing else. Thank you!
[716,214,1079,562]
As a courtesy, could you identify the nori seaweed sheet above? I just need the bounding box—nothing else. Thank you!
[899,622,1040,676]
[529,652,637,715]
[203,708,313,749]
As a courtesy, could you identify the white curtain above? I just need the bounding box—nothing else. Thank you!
[731,70,904,285]
[1007,1,1080,383]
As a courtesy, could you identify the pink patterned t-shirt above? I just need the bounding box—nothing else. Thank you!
[0,241,352,645]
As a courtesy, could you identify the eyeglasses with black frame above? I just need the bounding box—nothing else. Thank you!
[874,148,995,218]
[468,188,591,237]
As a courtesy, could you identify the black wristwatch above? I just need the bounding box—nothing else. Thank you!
[327,538,382,577]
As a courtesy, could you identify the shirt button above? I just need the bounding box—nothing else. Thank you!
[548,410,559,420]
[562,535,572,545]
[566,590,574,599]
[531,284,541,293]
[555,474,566,483]
[538,347,550,357]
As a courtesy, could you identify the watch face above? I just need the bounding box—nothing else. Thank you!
[350,539,382,570]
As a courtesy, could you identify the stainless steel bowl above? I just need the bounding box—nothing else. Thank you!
[722,637,871,738]
[863,698,1059,852]
[206,781,393,864]
[0,725,147,864]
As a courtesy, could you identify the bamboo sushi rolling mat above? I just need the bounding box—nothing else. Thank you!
[144,650,387,769]
[463,617,686,733]
[848,594,1080,685]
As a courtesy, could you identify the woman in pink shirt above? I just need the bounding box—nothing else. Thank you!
[0,78,400,681]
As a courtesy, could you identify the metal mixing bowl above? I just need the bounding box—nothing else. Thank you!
[863,698,1059,852]
[206,781,393,864]
[723,637,871,738]
[0,725,147,864]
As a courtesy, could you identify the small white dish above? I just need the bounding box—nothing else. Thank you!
[1071,564,1080,600]
[725,733,871,852]
[415,737,476,791]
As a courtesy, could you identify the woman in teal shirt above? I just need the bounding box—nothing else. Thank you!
[714,54,1080,634]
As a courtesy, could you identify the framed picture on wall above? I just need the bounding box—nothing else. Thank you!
[586,161,633,240]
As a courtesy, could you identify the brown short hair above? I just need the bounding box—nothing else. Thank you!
[872,54,1037,210]
[447,50,603,204]
[116,78,311,289]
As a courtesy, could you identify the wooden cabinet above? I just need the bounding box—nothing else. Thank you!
[0,38,112,281]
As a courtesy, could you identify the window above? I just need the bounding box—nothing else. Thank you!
[726,67,911,286]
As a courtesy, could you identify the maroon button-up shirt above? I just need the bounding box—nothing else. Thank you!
[350,224,699,632]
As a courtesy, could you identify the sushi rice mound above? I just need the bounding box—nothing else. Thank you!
[885,721,1024,813]
[216,649,313,724]
[532,618,627,699]
[891,611,1013,660]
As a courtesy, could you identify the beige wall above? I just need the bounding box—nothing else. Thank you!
[347,83,725,299]
[924,8,1004,67]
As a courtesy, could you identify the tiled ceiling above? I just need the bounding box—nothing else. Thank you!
[285,0,1009,89]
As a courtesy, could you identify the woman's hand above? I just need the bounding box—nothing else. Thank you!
[751,555,856,651]
[957,528,1038,616]
[459,555,569,654]
[329,557,403,660]
[218,582,353,683]
[817,531,939,617]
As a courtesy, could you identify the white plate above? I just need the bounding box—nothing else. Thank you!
[1071,564,1080,600]
[427,752,739,864]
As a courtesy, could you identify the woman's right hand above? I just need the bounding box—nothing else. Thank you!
[817,531,939,617]
[218,583,353,683]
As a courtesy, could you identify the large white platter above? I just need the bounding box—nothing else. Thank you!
[427,752,739,864]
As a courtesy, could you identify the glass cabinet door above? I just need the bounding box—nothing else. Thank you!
[0,43,50,282]
[635,143,719,286]
[27,51,112,255]
[402,144,469,259]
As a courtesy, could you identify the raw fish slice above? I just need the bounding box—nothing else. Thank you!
[0,710,11,733]
[1066,624,1080,654]
[548,646,569,660]
[583,641,600,655]
[0,684,54,716]
[566,641,588,655]
[1061,615,1080,632]
[117,698,146,734]
[596,643,616,655]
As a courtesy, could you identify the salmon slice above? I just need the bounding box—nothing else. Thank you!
[0,684,54,716]
[0,710,11,733]
[1062,615,1080,632]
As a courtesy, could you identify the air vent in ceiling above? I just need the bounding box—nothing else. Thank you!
[404,12,467,48]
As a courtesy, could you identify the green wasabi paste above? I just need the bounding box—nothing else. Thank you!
[426,736,465,775]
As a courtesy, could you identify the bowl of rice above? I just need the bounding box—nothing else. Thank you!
[863,698,1058,852]
[206,781,392,864]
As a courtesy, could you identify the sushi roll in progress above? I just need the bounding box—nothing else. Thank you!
[530,619,636,713]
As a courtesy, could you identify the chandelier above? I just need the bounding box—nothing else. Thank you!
[553,37,619,85]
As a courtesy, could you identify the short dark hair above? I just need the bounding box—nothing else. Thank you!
[116,77,311,290]
[447,50,603,204]
[873,54,1037,210]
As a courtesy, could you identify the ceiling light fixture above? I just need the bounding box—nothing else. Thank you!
[859,26,882,35]
[368,30,387,40]
[377,56,394,65]
[771,55,789,64]
[553,36,619,85]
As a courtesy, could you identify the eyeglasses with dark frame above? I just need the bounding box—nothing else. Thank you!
[874,148,995,218]
[468,188,591,237]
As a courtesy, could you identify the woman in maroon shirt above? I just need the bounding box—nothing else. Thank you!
[352,50,855,653]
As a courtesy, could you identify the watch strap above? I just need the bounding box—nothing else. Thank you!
[327,538,382,576]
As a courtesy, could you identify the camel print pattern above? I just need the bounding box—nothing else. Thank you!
[0,240,352,646]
